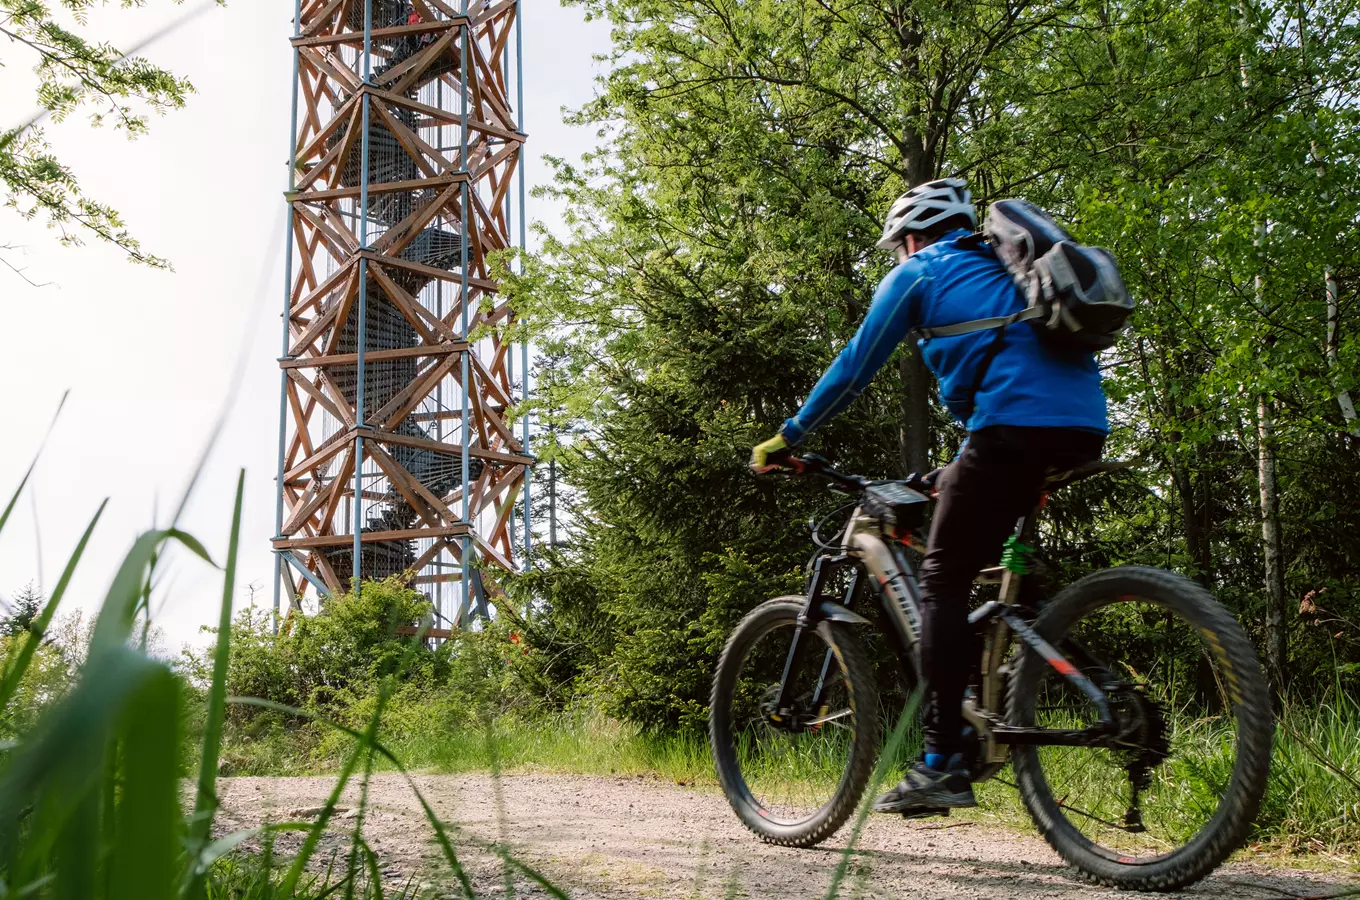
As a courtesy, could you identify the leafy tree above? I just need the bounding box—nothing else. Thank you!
[0,582,45,638]
[510,0,1360,728]
[0,634,71,737]
[0,0,203,272]
[183,578,437,715]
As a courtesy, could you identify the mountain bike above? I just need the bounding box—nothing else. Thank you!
[708,454,1272,892]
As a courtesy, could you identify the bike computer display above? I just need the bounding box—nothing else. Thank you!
[862,482,929,538]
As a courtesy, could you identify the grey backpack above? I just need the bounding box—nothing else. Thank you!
[919,199,1133,351]
[913,199,1132,420]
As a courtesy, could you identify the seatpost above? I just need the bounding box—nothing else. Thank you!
[981,510,1038,715]
[998,513,1034,607]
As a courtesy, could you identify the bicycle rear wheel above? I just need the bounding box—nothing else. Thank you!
[1008,566,1272,891]
[709,597,879,847]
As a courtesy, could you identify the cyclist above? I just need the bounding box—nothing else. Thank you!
[749,178,1109,816]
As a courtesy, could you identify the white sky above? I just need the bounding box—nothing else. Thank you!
[0,1,611,648]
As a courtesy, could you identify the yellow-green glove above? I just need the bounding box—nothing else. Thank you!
[750,433,793,473]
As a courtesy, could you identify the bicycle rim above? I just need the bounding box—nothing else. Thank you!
[723,618,863,826]
[1019,591,1257,864]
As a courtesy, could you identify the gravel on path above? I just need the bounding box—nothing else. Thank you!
[213,773,1351,899]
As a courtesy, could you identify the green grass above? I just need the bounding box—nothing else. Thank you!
[385,709,716,782]
[0,430,572,900]
[219,682,1360,864]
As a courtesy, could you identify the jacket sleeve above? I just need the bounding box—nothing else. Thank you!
[781,261,931,446]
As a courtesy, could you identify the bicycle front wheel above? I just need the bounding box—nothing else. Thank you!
[1008,566,1273,891]
[709,597,880,847]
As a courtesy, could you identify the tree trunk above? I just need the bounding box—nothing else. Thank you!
[1257,397,1287,694]
[548,457,558,547]
[899,344,932,475]
[892,11,935,476]
[1326,270,1360,435]
[1170,451,1213,587]
[1250,220,1286,696]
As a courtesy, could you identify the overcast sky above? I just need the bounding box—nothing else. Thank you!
[0,2,612,648]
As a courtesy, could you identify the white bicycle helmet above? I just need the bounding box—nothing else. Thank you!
[876,177,977,249]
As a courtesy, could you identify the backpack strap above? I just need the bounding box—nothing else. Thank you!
[914,305,1043,340]
[955,232,989,251]
[915,307,1044,422]
[955,326,1011,422]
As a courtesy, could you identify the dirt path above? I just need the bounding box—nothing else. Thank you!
[215,773,1350,899]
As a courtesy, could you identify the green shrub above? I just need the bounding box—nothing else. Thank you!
[0,634,72,737]
[185,578,441,714]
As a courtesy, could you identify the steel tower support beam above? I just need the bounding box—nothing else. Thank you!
[275,0,530,619]
[516,0,530,569]
[274,0,306,630]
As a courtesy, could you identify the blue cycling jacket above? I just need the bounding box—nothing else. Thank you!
[781,229,1108,445]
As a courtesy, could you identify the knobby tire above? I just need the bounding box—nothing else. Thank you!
[709,597,880,848]
[1008,566,1273,892]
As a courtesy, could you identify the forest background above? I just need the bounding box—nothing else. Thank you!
[504,0,1360,730]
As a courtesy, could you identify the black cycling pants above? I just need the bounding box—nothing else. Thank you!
[918,425,1105,756]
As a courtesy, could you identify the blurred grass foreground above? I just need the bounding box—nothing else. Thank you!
[0,443,573,899]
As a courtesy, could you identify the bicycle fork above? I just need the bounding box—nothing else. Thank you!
[771,555,864,725]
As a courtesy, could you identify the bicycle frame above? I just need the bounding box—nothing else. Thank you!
[773,498,1119,774]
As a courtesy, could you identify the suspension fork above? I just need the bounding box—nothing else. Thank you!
[773,555,858,718]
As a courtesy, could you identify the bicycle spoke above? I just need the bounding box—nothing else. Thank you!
[1021,587,1253,865]
[726,617,862,826]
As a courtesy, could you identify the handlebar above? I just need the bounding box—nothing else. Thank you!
[784,454,870,492]
[776,453,937,495]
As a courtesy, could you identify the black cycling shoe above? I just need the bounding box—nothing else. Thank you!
[873,758,977,816]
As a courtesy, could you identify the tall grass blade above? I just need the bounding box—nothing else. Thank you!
[270,603,435,895]
[0,499,107,714]
[110,665,180,900]
[361,843,384,900]
[824,685,924,900]
[227,697,480,899]
[278,676,396,897]
[187,469,245,898]
[56,788,99,900]
[483,717,515,900]
[0,390,67,537]
[0,649,160,876]
[491,849,570,900]
[277,735,370,897]
[347,736,379,900]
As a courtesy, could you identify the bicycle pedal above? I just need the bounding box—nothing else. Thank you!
[900,807,950,820]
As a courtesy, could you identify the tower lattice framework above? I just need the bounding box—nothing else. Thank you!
[273,0,529,628]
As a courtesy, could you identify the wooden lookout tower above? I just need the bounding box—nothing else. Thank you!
[272,0,530,629]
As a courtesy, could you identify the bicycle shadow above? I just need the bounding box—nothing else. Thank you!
[811,843,1351,899]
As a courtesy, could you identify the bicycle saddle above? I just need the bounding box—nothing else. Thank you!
[1042,459,1136,491]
